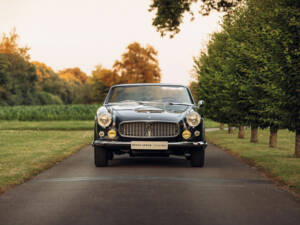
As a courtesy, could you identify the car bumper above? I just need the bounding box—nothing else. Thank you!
[92,140,207,150]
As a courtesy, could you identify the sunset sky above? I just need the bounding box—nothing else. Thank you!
[0,0,223,85]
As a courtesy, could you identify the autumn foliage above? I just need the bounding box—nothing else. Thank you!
[58,67,88,85]
[0,29,161,105]
[114,42,161,83]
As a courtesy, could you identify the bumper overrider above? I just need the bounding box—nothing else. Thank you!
[92,140,207,150]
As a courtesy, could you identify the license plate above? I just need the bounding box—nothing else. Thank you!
[131,141,168,150]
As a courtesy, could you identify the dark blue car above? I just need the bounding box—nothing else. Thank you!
[92,83,207,167]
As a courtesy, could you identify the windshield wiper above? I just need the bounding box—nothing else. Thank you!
[167,102,193,106]
[106,100,144,105]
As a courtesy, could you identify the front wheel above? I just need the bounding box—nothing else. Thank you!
[190,149,205,167]
[94,147,108,167]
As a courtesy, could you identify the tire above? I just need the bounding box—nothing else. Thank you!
[190,149,205,167]
[94,147,108,167]
[107,151,114,160]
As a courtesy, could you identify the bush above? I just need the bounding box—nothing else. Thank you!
[36,92,63,105]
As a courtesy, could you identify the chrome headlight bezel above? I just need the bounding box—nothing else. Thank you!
[97,112,112,128]
[186,111,201,127]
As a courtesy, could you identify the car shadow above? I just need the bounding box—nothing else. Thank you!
[108,156,191,167]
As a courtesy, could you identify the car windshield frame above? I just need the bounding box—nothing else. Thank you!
[104,84,195,105]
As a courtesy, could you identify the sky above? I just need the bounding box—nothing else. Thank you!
[0,0,223,85]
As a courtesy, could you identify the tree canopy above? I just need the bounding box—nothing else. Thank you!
[194,0,300,155]
[0,28,30,60]
[149,0,241,37]
[114,42,161,83]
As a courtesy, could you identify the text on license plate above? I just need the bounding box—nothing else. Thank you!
[131,141,168,150]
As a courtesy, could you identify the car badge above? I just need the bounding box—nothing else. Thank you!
[146,123,152,136]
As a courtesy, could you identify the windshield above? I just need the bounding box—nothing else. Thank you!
[107,85,193,104]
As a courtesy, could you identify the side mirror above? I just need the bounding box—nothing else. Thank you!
[198,100,204,105]
[198,100,204,109]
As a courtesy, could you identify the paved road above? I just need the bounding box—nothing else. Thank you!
[0,144,300,225]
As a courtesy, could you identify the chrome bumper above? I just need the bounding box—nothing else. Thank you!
[92,140,207,149]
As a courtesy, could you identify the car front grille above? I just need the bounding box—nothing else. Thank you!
[119,121,179,138]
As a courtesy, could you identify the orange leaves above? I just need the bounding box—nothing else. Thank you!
[0,28,30,60]
[58,67,88,84]
[113,42,161,84]
[32,61,54,82]
[91,65,120,88]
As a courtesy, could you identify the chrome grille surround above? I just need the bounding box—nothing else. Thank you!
[118,121,180,138]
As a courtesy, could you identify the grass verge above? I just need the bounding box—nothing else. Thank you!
[205,119,219,128]
[206,129,300,195]
[0,130,93,194]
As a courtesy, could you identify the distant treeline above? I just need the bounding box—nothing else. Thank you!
[0,29,161,106]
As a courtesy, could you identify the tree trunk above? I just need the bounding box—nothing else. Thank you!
[295,130,300,158]
[220,123,224,130]
[228,126,234,134]
[269,126,278,148]
[238,125,245,139]
[250,125,258,143]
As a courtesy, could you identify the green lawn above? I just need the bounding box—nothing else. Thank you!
[205,119,219,128]
[0,122,93,194]
[206,129,300,194]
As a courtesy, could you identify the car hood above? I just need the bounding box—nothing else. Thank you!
[106,103,192,123]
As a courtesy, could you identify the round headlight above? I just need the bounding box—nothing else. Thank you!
[186,112,201,127]
[97,112,112,128]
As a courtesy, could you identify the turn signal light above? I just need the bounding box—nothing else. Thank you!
[182,130,191,140]
[108,129,117,139]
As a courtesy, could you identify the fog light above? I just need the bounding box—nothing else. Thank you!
[99,131,105,137]
[194,130,200,136]
[108,129,117,139]
[182,130,191,140]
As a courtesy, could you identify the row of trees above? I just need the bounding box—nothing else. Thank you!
[0,30,161,106]
[191,0,299,156]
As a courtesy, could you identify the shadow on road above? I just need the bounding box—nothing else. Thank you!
[108,156,191,168]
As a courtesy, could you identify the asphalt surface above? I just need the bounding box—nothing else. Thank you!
[0,144,300,225]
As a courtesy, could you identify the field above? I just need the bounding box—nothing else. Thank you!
[0,104,100,121]
[206,129,300,194]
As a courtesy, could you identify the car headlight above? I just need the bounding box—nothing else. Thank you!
[186,111,201,127]
[97,112,112,128]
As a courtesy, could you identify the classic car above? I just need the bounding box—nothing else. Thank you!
[92,83,207,167]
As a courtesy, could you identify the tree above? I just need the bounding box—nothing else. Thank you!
[188,81,200,103]
[0,53,39,105]
[58,67,88,85]
[113,42,161,83]
[32,61,57,84]
[0,28,30,60]
[91,65,120,103]
[0,55,13,105]
[149,0,241,37]
[32,61,66,104]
